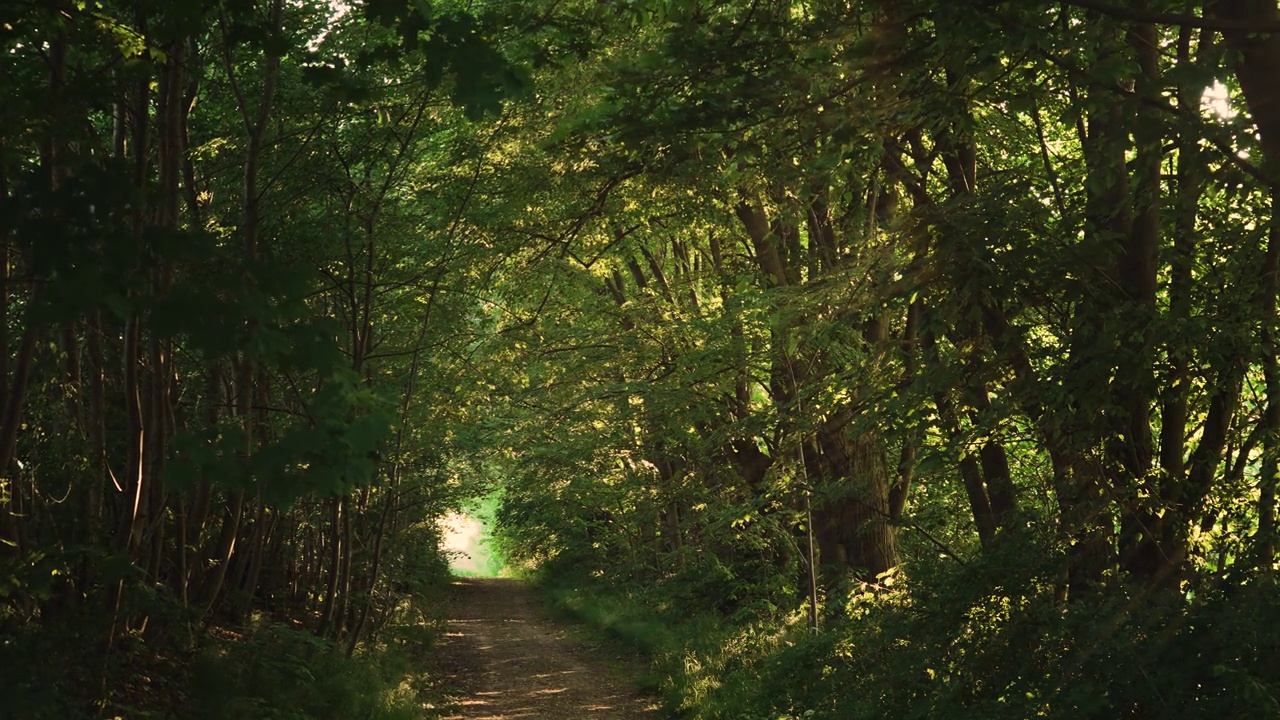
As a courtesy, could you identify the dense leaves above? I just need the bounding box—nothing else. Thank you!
[0,0,516,716]
[457,1,1280,718]
[5,0,1280,718]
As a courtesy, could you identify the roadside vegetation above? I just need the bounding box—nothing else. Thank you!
[4,0,1280,718]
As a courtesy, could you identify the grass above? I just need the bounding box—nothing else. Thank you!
[187,617,449,720]
[0,579,459,720]
[534,572,831,720]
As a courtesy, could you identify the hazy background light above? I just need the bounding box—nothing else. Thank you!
[441,511,492,575]
[1201,80,1237,121]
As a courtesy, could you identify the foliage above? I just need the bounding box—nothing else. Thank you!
[0,0,517,714]
[7,0,1280,716]
[544,548,1280,719]
[187,621,429,720]
[460,0,1280,717]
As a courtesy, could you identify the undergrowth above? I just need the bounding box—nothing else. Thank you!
[1,527,458,720]
[0,605,454,720]
[538,543,1280,720]
[187,619,443,720]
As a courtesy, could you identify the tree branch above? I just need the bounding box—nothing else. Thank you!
[1056,0,1280,33]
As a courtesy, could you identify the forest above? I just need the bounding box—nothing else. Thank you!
[2,0,1280,717]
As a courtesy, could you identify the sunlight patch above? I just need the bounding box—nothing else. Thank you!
[440,512,492,575]
[1201,80,1237,121]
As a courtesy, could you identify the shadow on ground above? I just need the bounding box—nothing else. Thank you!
[440,577,662,720]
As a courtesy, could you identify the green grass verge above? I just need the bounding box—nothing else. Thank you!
[539,576,821,720]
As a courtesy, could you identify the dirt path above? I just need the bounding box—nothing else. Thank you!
[439,578,662,720]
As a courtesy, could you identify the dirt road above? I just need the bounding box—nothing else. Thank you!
[440,577,662,720]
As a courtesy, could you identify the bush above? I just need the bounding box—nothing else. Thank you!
[536,544,1280,720]
[188,620,431,720]
[0,596,448,719]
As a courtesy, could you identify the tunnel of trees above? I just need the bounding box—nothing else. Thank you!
[2,0,1280,717]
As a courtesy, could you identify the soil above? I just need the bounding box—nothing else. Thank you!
[439,577,663,720]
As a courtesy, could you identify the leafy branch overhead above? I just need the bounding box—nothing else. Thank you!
[4,0,1280,718]
[356,0,530,118]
